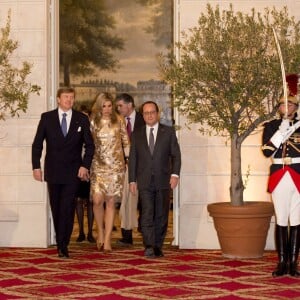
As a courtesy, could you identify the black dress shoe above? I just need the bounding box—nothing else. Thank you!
[58,249,65,258]
[87,234,96,243]
[144,247,155,258]
[76,233,85,242]
[154,247,164,257]
[58,247,69,258]
[116,239,133,247]
[62,248,70,258]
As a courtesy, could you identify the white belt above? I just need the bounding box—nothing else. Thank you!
[272,157,300,165]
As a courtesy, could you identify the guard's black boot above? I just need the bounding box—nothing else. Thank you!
[289,225,300,277]
[272,225,288,277]
[117,229,133,246]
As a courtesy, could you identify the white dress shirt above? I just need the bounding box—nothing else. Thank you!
[58,108,72,132]
[146,122,159,145]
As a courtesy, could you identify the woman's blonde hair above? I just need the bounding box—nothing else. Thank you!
[90,92,118,125]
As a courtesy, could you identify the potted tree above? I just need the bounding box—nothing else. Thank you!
[0,11,40,121]
[158,4,300,258]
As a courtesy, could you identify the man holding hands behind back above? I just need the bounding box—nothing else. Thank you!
[32,87,95,258]
[128,101,181,258]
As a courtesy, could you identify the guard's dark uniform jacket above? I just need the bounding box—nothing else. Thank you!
[262,115,300,193]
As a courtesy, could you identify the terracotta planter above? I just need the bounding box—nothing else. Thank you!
[207,201,274,259]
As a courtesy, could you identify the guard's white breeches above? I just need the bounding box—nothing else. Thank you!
[272,171,300,226]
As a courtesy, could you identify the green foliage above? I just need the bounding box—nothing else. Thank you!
[159,4,300,144]
[137,0,173,48]
[0,11,40,121]
[60,0,124,86]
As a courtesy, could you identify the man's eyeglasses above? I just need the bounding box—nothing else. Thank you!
[143,111,157,116]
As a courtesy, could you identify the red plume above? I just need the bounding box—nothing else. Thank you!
[286,74,298,96]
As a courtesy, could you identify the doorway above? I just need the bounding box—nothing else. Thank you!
[59,0,178,246]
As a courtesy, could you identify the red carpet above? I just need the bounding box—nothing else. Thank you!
[0,244,299,299]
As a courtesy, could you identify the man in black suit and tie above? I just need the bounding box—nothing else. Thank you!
[32,87,95,258]
[116,93,145,246]
[128,101,181,258]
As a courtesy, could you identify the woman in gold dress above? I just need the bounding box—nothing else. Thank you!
[90,92,130,252]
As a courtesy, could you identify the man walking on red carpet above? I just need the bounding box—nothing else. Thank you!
[32,87,94,258]
[128,101,181,258]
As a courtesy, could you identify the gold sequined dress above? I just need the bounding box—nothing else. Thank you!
[90,116,130,198]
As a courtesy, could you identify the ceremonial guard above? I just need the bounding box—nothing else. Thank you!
[262,74,300,277]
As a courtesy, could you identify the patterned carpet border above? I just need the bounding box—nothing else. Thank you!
[0,244,299,300]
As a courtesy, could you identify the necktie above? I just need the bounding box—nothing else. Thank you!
[61,113,67,137]
[149,127,154,154]
[126,117,132,138]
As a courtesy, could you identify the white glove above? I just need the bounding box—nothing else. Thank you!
[279,119,290,134]
[270,119,300,148]
[270,130,284,148]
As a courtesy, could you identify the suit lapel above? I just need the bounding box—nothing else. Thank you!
[53,109,65,137]
[141,127,149,152]
[66,110,79,138]
[153,125,164,154]
[144,124,165,155]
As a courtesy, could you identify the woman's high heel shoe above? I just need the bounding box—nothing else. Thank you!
[103,242,112,253]
[97,242,104,252]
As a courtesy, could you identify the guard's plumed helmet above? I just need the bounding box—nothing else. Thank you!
[279,74,299,105]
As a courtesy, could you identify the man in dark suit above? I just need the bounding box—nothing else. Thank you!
[128,101,181,258]
[116,93,145,246]
[32,87,95,258]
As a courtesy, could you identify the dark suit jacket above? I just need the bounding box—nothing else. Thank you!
[133,111,145,132]
[32,109,95,184]
[128,123,181,190]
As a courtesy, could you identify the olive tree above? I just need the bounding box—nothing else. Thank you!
[158,4,300,205]
[0,11,40,121]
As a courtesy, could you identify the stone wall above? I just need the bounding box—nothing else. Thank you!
[0,0,49,247]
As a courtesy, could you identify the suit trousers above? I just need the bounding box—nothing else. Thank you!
[139,177,170,248]
[47,182,79,250]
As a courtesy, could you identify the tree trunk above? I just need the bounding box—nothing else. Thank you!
[64,62,70,87]
[230,134,244,206]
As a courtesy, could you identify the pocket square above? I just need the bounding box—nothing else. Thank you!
[77,126,81,132]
